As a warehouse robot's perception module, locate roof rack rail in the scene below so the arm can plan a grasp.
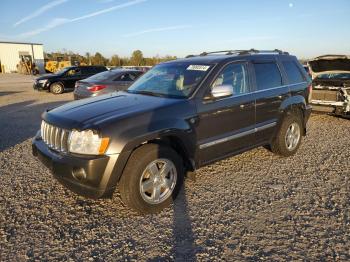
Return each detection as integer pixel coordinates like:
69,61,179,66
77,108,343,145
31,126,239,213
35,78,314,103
186,49,289,58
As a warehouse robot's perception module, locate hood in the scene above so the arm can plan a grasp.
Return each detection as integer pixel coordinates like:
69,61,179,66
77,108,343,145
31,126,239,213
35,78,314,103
36,73,60,80
308,55,350,78
43,91,182,130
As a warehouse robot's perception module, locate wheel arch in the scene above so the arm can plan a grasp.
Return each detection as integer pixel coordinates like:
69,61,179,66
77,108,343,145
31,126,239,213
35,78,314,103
278,95,307,135
105,132,196,195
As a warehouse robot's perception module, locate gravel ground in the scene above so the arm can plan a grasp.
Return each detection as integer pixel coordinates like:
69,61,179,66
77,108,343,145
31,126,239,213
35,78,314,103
0,74,349,261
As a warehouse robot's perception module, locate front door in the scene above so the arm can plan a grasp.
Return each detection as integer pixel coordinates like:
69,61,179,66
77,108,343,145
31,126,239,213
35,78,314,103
196,62,256,165
64,68,82,89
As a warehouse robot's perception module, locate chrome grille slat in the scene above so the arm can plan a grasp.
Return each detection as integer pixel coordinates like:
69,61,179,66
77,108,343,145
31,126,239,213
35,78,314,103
41,120,69,153
55,128,61,150
49,125,54,146
44,122,47,143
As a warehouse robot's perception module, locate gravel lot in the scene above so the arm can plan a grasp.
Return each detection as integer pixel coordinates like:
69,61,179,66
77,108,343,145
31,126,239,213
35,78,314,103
0,74,349,261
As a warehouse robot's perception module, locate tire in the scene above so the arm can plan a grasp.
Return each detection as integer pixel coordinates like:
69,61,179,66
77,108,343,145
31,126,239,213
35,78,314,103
270,111,303,157
119,143,184,214
50,82,64,94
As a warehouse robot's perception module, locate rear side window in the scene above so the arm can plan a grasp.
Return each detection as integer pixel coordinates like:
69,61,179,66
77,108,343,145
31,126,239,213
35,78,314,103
81,67,91,75
253,62,282,91
282,61,305,84
95,67,106,73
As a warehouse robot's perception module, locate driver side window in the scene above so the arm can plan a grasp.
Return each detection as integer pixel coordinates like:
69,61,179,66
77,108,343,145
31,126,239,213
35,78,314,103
211,63,248,96
67,68,81,76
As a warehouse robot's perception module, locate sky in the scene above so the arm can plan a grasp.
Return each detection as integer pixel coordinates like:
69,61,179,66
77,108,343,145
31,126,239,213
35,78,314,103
0,0,349,59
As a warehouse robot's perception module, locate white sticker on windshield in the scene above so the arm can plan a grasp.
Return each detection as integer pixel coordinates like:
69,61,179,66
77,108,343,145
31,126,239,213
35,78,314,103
187,65,210,71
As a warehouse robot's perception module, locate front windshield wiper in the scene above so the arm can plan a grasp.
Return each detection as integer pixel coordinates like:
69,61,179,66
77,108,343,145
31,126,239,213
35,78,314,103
127,90,168,97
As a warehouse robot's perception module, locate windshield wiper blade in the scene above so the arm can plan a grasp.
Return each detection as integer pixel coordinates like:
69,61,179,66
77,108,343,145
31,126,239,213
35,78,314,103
129,90,166,97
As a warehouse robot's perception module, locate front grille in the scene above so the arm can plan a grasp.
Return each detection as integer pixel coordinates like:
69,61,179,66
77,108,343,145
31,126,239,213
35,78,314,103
41,121,69,152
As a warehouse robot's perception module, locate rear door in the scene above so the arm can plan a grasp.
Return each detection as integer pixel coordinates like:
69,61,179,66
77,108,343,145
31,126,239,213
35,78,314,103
280,59,309,102
252,60,289,144
80,67,92,79
196,62,256,165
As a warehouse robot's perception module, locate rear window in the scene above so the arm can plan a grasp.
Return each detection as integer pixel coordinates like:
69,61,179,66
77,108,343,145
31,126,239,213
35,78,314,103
85,70,115,81
253,62,282,90
282,61,305,84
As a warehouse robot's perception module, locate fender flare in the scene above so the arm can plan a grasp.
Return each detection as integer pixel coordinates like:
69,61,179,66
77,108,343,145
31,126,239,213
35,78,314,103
105,128,196,192
275,95,308,136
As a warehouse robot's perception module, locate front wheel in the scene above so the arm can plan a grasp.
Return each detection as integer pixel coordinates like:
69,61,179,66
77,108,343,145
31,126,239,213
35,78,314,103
50,82,64,94
271,112,303,157
119,144,184,214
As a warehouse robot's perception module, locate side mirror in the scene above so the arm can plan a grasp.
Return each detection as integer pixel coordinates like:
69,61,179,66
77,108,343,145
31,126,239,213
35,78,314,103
211,84,233,99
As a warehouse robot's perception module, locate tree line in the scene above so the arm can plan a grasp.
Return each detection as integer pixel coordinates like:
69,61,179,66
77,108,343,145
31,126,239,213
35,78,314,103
44,50,177,67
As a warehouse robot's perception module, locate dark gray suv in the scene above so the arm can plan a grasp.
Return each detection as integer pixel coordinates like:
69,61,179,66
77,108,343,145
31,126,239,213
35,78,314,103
32,49,312,214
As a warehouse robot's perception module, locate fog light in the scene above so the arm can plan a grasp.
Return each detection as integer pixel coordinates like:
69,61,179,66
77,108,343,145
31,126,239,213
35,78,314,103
72,167,87,181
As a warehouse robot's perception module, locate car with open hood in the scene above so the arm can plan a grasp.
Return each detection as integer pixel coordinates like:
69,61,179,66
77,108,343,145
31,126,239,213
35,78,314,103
308,55,350,116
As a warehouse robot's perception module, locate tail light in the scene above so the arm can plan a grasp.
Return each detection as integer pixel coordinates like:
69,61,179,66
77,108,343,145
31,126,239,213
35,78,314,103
307,84,313,103
88,85,107,92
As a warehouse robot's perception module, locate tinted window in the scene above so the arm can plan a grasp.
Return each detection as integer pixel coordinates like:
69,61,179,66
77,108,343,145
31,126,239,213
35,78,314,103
211,63,249,95
81,67,91,75
115,73,136,81
283,61,304,83
66,68,81,76
254,62,282,90
95,67,106,73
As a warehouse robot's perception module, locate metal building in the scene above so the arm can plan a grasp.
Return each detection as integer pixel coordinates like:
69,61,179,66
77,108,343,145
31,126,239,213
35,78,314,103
0,41,44,73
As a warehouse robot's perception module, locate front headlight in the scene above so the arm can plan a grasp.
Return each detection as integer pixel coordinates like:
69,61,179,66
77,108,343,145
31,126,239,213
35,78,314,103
38,79,48,85
68,130,110,155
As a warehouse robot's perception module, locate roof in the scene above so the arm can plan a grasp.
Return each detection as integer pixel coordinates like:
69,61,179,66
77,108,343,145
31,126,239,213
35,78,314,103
0,41,43,46
164,49,293,64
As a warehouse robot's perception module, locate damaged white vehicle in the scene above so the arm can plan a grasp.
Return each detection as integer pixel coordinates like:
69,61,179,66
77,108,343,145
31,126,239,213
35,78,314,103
308,55,350,116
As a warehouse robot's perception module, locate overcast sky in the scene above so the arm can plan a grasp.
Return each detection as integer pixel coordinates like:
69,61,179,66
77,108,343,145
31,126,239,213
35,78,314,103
0,0,349,58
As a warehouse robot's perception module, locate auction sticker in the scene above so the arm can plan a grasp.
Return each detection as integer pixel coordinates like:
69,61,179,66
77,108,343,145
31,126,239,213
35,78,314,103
187,65,210,71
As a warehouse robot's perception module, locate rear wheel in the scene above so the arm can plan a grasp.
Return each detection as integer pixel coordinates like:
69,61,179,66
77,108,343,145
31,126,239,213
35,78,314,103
119,144,184,214
271,111,303,157
50,82,64,94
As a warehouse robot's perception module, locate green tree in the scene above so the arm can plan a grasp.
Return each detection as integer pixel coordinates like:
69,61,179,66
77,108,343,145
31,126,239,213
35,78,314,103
130,50,144,66
109,55,121,67
85,52,91,65
91,52,107,66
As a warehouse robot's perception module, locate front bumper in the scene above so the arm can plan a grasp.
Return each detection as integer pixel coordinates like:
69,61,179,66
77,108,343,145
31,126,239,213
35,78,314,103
33,81,49,91
32,134,119,198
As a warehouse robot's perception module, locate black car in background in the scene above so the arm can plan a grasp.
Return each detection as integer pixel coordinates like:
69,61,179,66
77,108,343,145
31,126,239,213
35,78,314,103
33,65,107,94
73,69,143,100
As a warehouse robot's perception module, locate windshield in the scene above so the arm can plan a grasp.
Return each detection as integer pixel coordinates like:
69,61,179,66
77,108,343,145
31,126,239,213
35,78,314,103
127,63,212,98
316,73,350,79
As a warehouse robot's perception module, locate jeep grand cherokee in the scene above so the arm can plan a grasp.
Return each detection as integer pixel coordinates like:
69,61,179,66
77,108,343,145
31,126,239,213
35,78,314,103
32,49,312,214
